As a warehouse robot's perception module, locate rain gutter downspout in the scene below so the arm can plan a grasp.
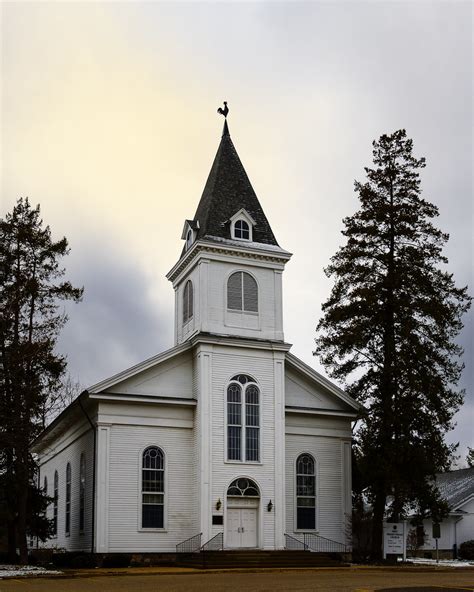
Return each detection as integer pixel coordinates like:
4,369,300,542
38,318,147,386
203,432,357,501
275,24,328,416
78,393,96,556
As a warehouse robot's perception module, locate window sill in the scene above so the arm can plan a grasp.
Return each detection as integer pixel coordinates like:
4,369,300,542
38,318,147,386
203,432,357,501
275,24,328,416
227,309,258,316
138,528,168,533
224,460,262,466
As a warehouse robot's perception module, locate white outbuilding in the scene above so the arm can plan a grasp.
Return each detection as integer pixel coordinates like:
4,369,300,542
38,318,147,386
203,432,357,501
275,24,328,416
33,119,361,557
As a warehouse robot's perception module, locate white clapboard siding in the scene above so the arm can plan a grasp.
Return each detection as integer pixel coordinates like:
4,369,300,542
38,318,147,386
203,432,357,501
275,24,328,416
209,346,279,549
103,349,193,398
38,424,94,552
286,366,347,411
176,259,283,344
107,423,196,552
285,431,351,544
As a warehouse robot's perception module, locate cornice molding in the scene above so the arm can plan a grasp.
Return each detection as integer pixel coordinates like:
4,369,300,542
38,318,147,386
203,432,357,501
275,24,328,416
166,239,292,284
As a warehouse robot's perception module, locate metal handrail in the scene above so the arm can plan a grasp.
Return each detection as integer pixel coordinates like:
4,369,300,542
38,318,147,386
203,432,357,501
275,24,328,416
201,532,224,551
176,532,202,553
284,533,309,551
303,532,349,553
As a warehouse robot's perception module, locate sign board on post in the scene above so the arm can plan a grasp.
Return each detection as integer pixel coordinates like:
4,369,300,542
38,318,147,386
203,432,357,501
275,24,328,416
383,522,406,560
432,523,440,539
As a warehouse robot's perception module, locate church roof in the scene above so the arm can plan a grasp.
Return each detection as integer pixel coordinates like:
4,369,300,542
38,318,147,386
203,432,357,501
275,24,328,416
436,467,474,510
191,120,278,246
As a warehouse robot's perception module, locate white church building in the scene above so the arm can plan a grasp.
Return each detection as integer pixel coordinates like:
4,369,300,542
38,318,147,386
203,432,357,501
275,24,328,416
33,118,361,556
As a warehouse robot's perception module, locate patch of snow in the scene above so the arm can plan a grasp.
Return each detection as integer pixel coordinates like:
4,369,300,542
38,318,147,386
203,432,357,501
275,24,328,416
405,557,474,568
0,564,61,579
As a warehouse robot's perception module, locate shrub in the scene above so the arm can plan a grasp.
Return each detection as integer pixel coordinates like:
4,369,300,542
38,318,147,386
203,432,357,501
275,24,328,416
459,540,474,560
101,554,131,568
52,552,97,568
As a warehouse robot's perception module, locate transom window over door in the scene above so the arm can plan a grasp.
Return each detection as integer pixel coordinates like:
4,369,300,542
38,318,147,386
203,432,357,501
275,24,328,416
227,272,258,313
227,375,260,462
142,446,165,528
296,454,316,530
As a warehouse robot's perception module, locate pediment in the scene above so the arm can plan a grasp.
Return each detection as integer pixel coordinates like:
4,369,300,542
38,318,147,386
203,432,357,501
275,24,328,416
103,350,193,398
285,354,361,415
88,343,193,401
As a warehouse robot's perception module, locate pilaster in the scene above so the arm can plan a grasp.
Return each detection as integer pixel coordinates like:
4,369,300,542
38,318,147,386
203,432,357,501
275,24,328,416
273,351,286,548
95,423,111,553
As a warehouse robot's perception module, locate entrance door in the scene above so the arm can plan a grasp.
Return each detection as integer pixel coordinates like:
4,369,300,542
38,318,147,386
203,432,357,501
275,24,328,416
226,508,258,548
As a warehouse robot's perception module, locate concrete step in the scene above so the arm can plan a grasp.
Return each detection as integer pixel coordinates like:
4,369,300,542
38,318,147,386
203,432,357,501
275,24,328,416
176,550,348,569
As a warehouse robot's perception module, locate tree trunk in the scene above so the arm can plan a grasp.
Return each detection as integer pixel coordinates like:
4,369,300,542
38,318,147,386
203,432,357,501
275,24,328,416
371,487,386,560
16,451,29,564
7,519,17,563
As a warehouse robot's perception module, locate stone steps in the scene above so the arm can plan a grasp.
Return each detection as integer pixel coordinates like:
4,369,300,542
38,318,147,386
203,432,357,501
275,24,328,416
177,550,349,569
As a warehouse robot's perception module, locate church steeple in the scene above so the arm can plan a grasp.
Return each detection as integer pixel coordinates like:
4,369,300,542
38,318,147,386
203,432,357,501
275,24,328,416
168,116,291,346
190,120,279,247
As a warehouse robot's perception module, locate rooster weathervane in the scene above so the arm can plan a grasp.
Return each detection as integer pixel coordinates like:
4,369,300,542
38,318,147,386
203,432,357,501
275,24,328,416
217,101,229,118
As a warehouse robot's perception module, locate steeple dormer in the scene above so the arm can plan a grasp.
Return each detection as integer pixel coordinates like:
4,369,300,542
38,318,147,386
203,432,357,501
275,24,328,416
167,119,291,345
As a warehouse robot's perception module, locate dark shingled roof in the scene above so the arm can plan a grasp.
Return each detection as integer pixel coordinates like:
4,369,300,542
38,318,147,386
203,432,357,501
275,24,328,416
436,467,474,510
191,120,279,246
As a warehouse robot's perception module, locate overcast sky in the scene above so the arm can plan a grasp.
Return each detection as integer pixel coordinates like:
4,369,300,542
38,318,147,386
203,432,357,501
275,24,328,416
1,1,472,461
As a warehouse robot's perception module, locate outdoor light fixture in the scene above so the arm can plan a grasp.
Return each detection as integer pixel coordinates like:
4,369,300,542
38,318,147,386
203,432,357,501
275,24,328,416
216,498,222,511
267,500,273,512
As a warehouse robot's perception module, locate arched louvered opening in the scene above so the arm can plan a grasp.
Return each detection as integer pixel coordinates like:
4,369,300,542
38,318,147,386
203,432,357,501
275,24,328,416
227,272,258,313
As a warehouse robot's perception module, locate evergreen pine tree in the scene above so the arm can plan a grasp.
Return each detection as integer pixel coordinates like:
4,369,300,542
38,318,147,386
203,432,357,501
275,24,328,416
0,198,83,563
467,448,474,468
315,130,471,559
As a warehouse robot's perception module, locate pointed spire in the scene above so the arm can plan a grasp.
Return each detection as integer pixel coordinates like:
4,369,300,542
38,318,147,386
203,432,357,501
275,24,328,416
189,122,278,247
222,119,230,137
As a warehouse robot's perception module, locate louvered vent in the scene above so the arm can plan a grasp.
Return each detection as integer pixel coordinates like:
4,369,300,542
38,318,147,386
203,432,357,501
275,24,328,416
227,272,258,313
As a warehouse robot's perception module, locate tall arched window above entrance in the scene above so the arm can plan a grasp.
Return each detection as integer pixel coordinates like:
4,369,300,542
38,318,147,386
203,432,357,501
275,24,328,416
227,272,258,313
296,453,316,530
142,446,165,529
227,375,260,462
183,280,193,324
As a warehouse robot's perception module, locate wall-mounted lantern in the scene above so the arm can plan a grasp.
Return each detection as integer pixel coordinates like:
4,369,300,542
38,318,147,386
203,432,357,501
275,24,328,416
267,500,273,512
216,498,222,511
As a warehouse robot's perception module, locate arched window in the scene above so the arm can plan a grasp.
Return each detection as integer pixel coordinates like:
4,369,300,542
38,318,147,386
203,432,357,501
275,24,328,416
227,477,259,497
234,219,250,240
142,446,165,529
296,454,316,530
227,375,260,462
79,453,86,533
65,463,71,535
53,471,58,536
183,280,193,324
227,272,258,313
43,475,48,493
186,228,193,249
